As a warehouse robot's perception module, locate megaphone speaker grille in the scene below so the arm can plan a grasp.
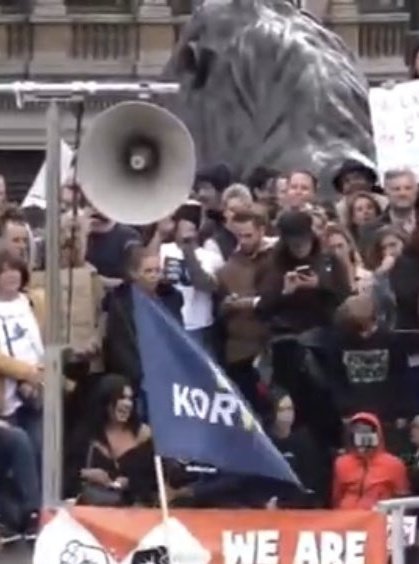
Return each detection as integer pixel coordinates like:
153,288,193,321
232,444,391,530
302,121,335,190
77,101,196,225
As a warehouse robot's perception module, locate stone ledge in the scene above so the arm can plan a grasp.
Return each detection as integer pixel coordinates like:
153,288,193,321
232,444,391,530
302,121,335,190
327,11,410,24
29,58,135,76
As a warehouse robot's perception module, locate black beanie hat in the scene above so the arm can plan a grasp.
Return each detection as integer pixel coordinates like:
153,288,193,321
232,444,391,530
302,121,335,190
332,160,378,193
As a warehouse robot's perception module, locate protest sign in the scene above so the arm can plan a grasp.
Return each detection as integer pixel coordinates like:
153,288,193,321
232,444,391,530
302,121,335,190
34,507,387,564
369,80,419,179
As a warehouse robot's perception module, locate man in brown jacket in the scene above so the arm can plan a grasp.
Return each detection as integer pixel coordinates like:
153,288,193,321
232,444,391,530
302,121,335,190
216,209,273,410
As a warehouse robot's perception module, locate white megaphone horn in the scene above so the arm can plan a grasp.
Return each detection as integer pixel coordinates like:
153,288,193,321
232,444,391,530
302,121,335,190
76,101,196,225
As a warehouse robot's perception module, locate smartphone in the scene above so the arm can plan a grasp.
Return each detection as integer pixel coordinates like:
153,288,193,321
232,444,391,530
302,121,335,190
295,265,312,276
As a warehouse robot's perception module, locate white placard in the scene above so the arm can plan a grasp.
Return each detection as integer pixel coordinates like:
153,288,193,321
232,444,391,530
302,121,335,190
369,80,419,180
22,140,74,209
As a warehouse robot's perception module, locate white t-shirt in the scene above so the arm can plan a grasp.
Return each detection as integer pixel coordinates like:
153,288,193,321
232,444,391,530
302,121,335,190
0,294,44,416
160,243,223,330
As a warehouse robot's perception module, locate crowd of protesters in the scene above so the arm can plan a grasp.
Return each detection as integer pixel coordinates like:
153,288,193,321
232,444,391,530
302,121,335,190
0,158,419,548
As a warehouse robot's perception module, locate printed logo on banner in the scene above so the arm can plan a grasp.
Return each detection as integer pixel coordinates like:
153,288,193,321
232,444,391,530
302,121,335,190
132,546,169,564
33,510,118,564
133,517,211,564
34,508,387,564
60,540,110,564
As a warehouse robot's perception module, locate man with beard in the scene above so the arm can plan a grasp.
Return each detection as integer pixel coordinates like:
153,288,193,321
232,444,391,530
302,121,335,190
216,208,273,409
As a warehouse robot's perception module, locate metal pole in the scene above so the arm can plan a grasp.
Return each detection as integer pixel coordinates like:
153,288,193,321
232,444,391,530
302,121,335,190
391,506,406,564
0,78,181,507
42,100,63,508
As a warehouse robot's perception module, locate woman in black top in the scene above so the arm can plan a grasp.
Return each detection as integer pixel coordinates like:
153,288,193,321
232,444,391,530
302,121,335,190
66,374,156,505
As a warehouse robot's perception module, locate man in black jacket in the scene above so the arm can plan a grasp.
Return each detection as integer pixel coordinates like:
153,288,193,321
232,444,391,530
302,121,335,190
255,210,351,335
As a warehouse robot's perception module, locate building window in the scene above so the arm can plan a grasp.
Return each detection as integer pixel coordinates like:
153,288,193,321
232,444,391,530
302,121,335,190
0,0,23,13
65,0,131,12
170,0,192,15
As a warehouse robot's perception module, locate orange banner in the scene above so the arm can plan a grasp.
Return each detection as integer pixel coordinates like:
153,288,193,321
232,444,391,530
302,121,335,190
54,507,387,563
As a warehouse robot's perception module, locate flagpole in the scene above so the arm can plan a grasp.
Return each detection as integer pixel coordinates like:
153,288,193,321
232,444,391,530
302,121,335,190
153,455,173,562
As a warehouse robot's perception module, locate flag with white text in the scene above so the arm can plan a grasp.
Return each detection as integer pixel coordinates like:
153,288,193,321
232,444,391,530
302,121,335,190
131,286,300,485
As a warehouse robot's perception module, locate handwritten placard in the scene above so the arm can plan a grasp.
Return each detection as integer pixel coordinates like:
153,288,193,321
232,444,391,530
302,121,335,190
31,266,101,352
369,80,419,180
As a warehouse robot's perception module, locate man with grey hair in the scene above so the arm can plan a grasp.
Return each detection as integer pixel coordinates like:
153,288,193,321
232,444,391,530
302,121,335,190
203,183,253,263
356,166,418,258
381,167,418,235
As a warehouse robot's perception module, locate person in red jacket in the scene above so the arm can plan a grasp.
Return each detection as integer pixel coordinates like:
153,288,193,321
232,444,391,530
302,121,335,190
332,412,409,509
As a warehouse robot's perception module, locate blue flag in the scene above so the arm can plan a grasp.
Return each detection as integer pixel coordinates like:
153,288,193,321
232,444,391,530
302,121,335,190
132,286,300,486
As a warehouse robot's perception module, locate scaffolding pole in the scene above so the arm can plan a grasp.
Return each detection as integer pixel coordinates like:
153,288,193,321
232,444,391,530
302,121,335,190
43,100,63,508
0,80,180,508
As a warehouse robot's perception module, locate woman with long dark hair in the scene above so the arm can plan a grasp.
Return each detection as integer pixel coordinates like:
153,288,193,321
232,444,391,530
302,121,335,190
344,191,381,249
66,374,156,505
364,225,408,328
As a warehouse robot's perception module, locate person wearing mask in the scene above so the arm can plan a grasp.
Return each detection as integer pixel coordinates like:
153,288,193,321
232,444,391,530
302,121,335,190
332,413,409,509
203,184,253,262
216,209,272,409
284,170,318,211
85,205,141,282
104,242,182,418
332,160,387,223
161,201,223,352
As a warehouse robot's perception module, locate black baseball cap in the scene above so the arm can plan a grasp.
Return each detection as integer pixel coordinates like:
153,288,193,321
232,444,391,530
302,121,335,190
277,210,313,239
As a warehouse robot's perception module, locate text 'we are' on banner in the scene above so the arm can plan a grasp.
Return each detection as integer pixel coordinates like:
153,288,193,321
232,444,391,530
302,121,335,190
34,507,387,564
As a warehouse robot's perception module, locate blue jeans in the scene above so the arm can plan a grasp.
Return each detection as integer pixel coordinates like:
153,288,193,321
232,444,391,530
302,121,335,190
5,405,42,470
0,424,40,529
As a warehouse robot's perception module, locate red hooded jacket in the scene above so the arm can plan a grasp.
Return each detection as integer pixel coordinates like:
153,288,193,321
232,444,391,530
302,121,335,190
332,412,409,510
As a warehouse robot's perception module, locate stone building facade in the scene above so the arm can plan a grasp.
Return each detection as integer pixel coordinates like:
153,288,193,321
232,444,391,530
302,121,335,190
0,0,416,196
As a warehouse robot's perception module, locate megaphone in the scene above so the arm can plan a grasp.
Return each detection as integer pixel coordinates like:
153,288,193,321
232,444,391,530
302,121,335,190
77,101,196,225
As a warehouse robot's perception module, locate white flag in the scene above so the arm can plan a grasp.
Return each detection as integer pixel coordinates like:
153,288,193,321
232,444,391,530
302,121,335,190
22,140,74,209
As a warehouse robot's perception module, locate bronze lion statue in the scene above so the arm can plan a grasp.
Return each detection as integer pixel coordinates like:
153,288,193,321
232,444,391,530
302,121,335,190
162,0,376,192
